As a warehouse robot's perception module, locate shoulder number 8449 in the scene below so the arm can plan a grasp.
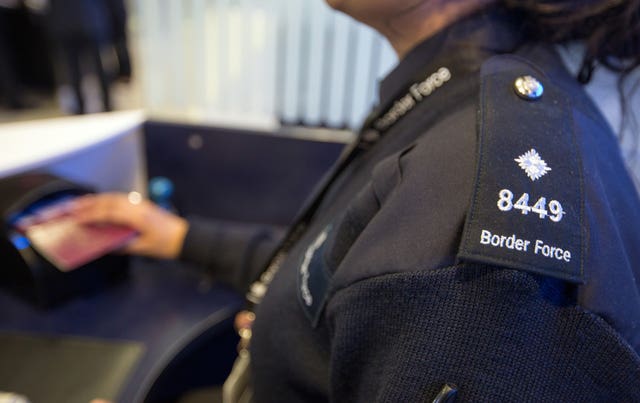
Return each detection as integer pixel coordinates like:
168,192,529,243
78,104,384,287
497,189,565,222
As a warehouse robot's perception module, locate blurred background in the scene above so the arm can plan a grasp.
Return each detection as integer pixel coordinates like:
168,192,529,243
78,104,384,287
0,0,405,226
0,5,403,402
0,0,398,133
0,2,639,402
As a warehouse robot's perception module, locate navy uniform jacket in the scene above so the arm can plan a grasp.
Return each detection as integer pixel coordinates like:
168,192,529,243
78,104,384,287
181,9,640,402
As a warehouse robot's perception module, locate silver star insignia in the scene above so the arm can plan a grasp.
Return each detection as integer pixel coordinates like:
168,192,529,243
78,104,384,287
515,149,551,181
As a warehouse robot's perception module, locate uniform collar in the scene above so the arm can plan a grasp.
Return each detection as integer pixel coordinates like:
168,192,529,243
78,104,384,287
378,7,524,105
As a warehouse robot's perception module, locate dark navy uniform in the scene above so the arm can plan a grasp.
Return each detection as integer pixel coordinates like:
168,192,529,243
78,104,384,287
181,9,640,401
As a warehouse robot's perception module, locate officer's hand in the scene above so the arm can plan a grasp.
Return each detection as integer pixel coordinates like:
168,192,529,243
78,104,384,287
70,193,188,259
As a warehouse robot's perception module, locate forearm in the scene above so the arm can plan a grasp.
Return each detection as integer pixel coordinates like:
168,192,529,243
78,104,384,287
179,217,285,292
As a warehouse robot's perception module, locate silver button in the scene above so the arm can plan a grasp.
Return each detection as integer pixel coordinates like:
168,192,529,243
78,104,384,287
514,75,544,100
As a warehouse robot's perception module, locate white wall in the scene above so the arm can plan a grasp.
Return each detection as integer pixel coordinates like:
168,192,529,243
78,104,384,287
130,0,397,131
0,111,147,194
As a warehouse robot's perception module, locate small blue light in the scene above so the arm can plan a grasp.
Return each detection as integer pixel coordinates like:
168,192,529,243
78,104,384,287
149,176,175,210
10,234,30,250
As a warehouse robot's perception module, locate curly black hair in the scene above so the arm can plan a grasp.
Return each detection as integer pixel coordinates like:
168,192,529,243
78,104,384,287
502,0,640,82
501,0,640,163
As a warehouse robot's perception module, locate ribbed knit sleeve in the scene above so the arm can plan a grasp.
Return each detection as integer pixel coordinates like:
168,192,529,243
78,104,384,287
324,265,640,402
179,217,284,292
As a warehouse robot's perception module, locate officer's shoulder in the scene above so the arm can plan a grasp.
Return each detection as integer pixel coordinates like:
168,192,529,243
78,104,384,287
457,51,587,284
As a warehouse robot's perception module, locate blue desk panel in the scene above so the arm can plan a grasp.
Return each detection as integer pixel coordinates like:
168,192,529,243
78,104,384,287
0,258,243,402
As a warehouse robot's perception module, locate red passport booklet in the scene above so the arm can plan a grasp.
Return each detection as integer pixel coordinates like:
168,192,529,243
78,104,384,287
13,199,138,272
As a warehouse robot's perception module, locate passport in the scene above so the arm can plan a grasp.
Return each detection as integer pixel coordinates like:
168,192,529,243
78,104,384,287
13,198,138,272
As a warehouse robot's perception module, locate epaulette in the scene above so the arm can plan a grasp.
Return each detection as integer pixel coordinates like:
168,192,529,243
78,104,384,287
458,54,585,283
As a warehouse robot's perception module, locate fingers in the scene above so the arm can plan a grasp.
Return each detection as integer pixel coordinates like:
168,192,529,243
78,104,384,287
71,193,146,228
69,192,189,259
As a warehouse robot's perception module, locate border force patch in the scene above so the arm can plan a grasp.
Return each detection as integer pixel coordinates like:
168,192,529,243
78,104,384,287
458,55,585,283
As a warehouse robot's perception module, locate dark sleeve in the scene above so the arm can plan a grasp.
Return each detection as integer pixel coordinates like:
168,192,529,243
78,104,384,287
325,265,640,402
179,217,285,292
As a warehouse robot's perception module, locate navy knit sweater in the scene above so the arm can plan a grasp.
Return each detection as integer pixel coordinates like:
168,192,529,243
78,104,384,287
181,10,640,402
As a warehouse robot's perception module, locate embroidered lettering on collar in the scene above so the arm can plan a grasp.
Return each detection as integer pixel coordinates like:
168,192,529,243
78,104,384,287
373,67,452,132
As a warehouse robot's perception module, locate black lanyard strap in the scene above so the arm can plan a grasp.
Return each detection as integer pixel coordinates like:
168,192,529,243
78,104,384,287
244,56,472,308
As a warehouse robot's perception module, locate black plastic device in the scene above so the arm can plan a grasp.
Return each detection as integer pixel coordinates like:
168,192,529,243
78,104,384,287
0,172,129,308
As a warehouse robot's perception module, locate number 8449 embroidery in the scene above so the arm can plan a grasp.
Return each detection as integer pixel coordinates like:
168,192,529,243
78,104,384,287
497,189,565,223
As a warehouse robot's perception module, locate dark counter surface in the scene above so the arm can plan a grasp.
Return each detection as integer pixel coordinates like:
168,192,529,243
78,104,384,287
0,258,243,403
